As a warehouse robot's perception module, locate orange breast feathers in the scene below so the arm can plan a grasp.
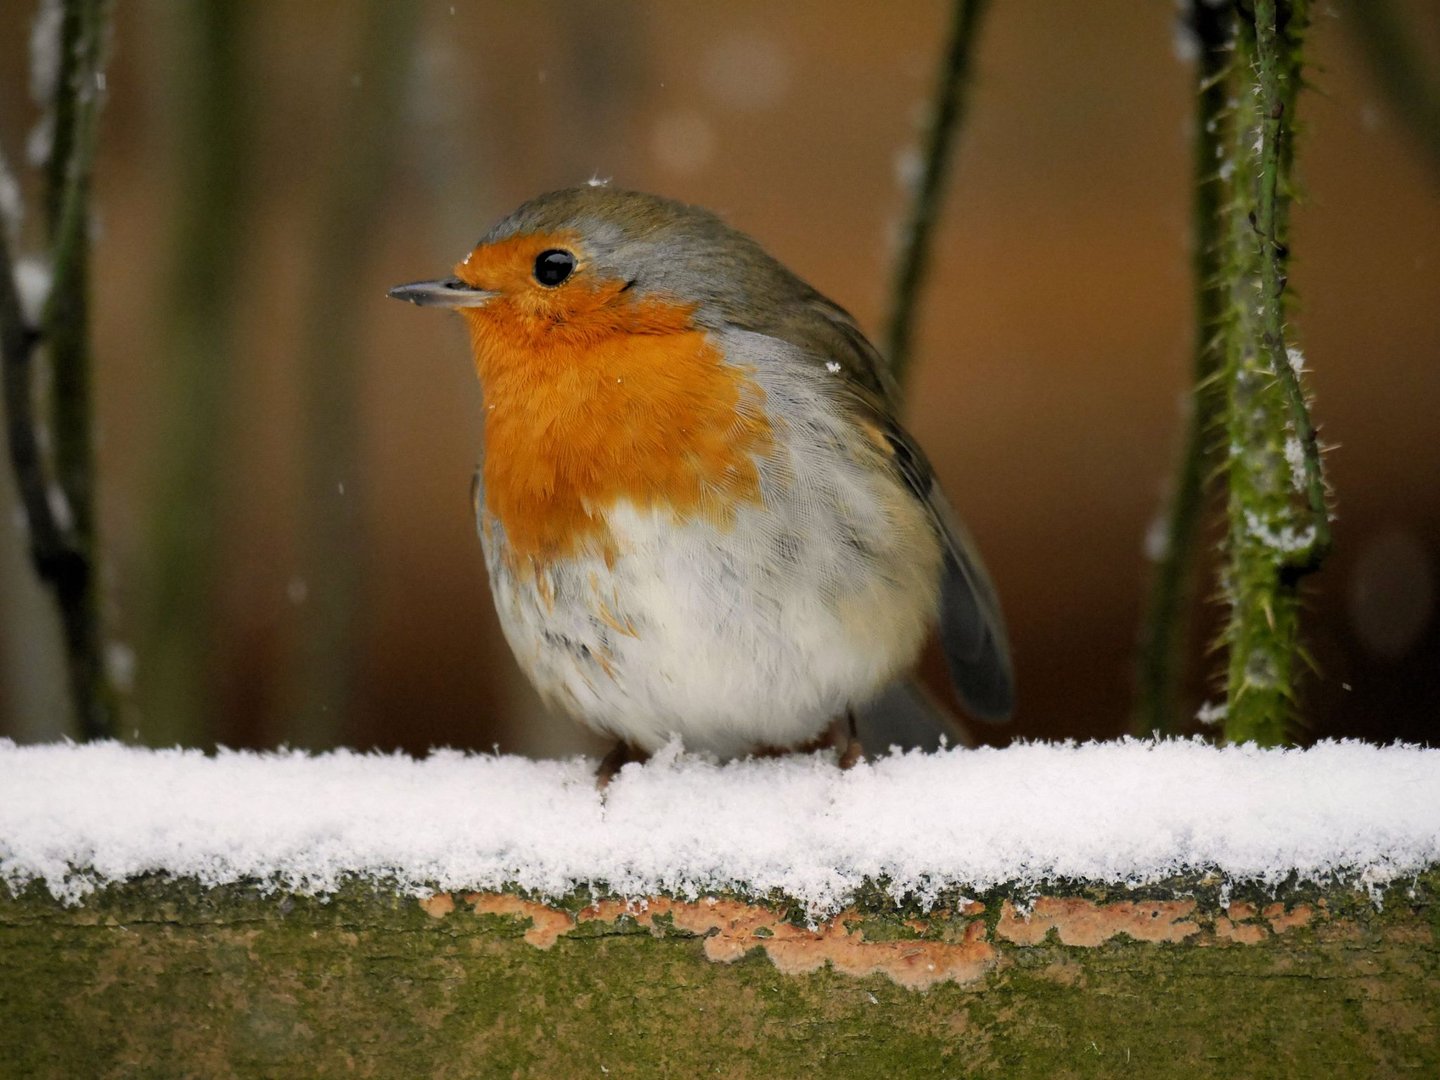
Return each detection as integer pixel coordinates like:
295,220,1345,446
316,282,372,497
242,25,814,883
453,233,775,569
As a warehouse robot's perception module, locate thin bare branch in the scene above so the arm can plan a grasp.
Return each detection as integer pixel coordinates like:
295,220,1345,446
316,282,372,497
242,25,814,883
1,175,68,574
1136,2,1235,735
883,0,989,391
1,0,119,741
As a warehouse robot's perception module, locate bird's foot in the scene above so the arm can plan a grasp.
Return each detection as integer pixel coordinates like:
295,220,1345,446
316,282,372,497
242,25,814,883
837,732,865,771
596,739,647,789
837,709,865,770
762,714,865,768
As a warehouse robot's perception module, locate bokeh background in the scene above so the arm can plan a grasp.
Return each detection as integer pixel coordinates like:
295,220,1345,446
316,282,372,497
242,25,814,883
1,1,1436,755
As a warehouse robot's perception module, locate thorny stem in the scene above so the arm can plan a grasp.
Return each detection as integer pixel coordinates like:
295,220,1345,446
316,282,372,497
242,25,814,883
1253,0,1330,571
1221,0,1324,745
883,0,988,392
1135,1,1235,736
1,0,118,741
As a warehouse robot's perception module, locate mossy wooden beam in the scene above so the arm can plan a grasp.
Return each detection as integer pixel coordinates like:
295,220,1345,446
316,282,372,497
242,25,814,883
3,873,1436,1078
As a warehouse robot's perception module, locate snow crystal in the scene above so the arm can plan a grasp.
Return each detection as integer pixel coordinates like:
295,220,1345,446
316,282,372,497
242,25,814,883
1284,435,1306,491
3,738,1438,914
893,145,923,193
1171,14,1199,64
28,0,64,106
103,642,136,693
44,482,73,534
14,256,52,325
1244,510,1316,555
1195,701,1227,727
26,0,64,168
0,155,21,241
1143,515,1170,562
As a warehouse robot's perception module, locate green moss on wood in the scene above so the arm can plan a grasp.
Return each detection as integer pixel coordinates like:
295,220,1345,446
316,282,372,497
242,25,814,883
1,872,1436,1078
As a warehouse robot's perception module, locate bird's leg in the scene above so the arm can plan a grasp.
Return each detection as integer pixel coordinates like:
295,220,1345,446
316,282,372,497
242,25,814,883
837,709,865,770
596,739,646,789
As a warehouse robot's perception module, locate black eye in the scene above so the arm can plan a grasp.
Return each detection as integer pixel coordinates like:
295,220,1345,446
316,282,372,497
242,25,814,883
534,249,576,287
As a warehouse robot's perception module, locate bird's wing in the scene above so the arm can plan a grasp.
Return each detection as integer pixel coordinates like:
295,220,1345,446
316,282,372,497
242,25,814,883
767,297,1015,722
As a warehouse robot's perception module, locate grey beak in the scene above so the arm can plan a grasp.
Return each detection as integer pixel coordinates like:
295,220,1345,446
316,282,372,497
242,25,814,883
387,277,497,308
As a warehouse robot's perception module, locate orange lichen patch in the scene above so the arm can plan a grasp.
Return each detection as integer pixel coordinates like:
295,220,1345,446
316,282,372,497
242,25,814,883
1265,903,1314,934
428,890,1330,985
463,893,575,949
1215,917,1270,944
447,894,996,990
996,898,1202,947
599,897,997,991
453,231,774,571
418,893,455,919
1225,901,1258,921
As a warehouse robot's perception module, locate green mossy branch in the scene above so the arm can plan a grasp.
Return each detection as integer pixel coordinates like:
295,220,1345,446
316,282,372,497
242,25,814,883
1221,0,1328,745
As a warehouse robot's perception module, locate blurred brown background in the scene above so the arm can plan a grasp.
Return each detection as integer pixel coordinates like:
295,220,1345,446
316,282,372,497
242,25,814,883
1,1,1436,755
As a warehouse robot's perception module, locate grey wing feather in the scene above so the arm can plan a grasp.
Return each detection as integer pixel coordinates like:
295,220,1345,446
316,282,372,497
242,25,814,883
878,417,1014,721
928,480,1015,720
852,677,977,752
777,298,1015,722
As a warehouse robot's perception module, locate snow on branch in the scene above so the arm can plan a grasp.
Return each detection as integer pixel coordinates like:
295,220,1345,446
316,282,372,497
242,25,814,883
3,738,1437,914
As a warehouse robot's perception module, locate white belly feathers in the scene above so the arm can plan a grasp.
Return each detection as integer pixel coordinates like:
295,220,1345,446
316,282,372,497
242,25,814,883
479,331,943,755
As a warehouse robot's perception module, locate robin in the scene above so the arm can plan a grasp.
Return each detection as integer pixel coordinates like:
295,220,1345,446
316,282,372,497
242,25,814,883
390,186,1012,782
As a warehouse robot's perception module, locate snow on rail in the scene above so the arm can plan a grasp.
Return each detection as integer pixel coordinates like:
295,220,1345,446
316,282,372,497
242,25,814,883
2,737,1437,913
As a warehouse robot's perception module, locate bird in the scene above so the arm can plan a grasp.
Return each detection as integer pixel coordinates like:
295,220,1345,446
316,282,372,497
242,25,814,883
389,186,1012,783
